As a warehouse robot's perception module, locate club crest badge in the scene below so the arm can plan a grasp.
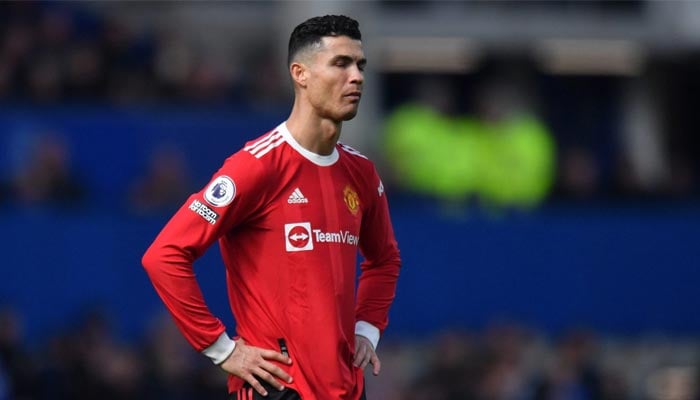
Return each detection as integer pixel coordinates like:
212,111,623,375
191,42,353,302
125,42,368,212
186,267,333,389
204,175,235,207
343,185,360,216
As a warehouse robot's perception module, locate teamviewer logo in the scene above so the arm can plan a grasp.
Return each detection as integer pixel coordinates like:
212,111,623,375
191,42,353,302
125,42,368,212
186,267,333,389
285,222,313,252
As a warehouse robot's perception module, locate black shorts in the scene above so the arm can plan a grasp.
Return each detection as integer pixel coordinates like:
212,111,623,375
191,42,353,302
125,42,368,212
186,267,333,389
229,381,367,400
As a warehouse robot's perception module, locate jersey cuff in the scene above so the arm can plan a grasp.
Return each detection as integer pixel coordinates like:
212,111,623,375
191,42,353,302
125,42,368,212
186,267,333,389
202,332,236,365
355,321,380,350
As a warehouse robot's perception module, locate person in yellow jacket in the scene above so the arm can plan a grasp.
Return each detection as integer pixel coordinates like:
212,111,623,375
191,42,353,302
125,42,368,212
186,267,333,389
383,101,555,210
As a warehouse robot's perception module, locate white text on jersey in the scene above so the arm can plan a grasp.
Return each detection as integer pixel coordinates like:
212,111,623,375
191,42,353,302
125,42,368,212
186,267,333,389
189,199,219,225
312,229,359,246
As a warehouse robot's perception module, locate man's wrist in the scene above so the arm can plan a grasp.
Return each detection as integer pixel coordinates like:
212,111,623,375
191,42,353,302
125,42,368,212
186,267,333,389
202,332,236,364
355,321,380,350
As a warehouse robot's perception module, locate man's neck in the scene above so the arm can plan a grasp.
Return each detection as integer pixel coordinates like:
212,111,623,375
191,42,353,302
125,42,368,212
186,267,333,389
285,107,342,156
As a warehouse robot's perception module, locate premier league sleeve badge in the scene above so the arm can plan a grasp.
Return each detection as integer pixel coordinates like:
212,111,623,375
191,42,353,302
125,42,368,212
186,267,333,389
204,175,236,207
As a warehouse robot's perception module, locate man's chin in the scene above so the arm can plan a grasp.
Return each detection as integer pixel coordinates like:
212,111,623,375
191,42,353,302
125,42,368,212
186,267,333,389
341,108,359,121
323,105,359,122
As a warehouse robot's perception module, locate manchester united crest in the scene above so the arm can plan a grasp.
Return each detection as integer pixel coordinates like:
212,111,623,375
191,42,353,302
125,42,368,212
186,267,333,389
343,185,360,215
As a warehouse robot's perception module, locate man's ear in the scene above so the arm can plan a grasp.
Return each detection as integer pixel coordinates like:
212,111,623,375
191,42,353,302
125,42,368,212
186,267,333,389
290,62,308,88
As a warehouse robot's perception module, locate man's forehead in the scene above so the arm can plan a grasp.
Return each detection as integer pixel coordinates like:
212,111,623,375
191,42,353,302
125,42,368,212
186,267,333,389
318,36,364,57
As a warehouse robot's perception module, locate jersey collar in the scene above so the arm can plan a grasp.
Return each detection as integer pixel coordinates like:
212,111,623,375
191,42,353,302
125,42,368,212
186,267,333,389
279,122,339,166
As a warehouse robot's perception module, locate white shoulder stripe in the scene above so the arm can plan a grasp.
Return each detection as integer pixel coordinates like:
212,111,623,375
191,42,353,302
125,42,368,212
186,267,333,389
252,136,286,158
340,143,368,159
247,132,283,154
244,131,273,151
244,131,280,152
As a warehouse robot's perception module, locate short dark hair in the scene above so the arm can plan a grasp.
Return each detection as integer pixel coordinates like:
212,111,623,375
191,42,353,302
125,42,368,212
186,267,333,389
288,15,361,65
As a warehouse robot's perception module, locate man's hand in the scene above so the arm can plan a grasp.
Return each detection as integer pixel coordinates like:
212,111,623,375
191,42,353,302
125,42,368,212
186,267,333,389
354,335,381,376
220,338,293,396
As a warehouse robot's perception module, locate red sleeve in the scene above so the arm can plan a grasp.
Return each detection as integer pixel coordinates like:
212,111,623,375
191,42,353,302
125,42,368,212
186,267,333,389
141,151,269,351
355,169,401,334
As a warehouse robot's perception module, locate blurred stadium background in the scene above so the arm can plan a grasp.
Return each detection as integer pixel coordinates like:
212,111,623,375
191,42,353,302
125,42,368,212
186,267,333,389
1,1,699,399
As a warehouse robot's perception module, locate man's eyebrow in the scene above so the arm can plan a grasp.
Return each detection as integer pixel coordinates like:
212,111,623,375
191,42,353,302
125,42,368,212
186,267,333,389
331,55,368,65
331,55,353,63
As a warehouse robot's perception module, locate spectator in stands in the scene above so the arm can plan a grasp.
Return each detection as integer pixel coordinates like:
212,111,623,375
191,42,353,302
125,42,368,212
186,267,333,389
141,312,205,398
471,74,555,210
399,330,478,400
532,330,604,400
0,2,287,105
128,143,192,214
476,323,532,400
556,146,601,200
10,131,86,208
0,360,8,400
0,306,36,399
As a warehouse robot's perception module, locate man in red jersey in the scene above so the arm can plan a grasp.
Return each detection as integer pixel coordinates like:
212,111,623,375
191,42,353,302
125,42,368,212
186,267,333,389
142,15,401,400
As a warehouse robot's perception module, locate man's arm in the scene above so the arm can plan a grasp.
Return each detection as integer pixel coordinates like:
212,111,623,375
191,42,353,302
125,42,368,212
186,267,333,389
141,203,232,358
141,152,292,396
354,173,401,372
142,204,292,395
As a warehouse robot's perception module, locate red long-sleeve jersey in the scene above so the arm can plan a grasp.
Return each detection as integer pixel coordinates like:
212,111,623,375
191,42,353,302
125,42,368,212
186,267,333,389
142,122,401,399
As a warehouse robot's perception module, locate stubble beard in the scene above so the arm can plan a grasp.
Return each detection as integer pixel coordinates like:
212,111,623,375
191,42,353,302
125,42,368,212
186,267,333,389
320,102,359,122
342,107,359,121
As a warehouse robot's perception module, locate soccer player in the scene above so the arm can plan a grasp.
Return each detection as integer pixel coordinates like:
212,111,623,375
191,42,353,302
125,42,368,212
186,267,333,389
142,15,401,400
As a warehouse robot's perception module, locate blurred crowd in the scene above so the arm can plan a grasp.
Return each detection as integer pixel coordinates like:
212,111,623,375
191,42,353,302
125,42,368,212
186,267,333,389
380,61,700,208
0,2,288,106
0,307,224,400
1,305,698,400
1,2,699,211
369,326,699,400
0,131,85,209
383,73,555,210
0,129,192,214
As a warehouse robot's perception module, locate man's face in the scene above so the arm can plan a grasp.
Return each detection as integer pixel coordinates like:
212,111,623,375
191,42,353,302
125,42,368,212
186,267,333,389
305,35,366,122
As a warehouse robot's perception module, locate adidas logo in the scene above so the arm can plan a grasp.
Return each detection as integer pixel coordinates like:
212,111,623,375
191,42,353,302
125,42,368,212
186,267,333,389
287,188,309,204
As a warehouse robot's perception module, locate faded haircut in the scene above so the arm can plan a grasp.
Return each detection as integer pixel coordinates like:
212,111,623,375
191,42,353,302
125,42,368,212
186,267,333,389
287,15,361,65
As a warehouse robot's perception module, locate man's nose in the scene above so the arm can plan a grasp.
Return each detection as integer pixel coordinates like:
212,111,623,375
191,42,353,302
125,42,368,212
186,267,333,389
350,65,364,85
